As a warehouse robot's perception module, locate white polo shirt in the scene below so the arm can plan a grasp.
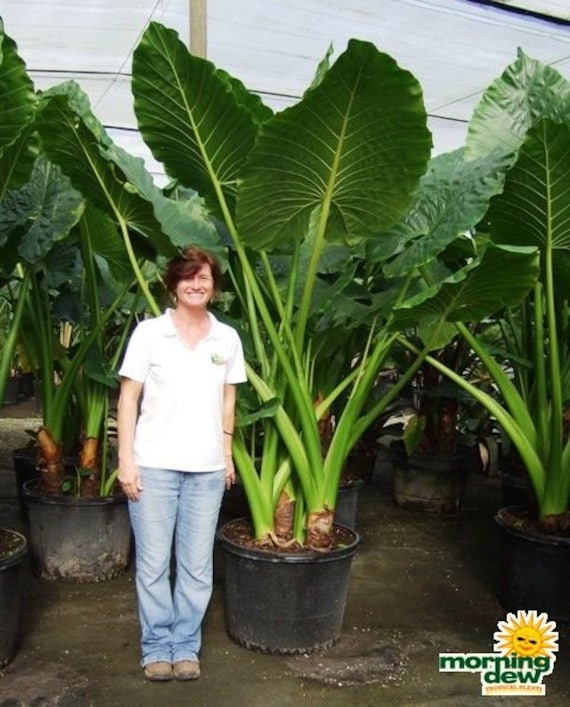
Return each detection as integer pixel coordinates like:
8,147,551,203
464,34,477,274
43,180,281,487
118,309,247,472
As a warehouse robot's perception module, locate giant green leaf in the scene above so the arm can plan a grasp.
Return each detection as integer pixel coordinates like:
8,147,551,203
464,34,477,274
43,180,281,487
486,119,570,297
81,204,134,284
390,243,539,330
237,39,432,250
0,20,36,151
132,22,268,219
466,50,570,161
0,23,38,198
0,154,84,262
0,124,38,196
36,82,218,259
377,148,510,277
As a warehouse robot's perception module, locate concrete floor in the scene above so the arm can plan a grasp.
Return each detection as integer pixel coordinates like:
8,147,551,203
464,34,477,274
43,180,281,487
1,401,569,706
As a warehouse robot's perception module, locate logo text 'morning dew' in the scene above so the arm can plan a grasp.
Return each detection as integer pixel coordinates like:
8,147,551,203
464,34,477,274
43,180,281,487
439,653,553,696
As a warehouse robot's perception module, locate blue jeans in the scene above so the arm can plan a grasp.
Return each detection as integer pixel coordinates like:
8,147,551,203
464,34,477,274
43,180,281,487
128,467,225,666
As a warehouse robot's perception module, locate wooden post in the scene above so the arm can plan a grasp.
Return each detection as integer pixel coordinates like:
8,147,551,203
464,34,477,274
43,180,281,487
190,0,207,57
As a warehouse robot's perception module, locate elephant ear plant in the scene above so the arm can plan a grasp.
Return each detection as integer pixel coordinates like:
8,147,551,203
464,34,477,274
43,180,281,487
1,159,137,496
125,23,538,550
0,24,137,498
392,51,570,534
126,23,433,550
0,17,36,406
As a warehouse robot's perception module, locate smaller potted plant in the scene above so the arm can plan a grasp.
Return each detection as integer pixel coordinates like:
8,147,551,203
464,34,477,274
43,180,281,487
0,276,29,662
390,51,570,621
1,157,136,581
386,335,483,513
0,29,32,663
15,212,137,582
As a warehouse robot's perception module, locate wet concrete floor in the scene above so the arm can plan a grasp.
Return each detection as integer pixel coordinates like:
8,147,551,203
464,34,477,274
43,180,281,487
1,401,569,706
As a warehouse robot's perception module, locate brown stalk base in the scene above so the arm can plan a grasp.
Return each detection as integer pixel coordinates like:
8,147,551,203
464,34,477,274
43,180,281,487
78,436,100,497
36,427,64,495
224,518,354,554
306,509,335,551
502,506,570,538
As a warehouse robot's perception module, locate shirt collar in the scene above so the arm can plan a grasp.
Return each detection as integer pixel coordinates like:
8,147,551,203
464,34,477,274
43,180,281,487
160,309,221,340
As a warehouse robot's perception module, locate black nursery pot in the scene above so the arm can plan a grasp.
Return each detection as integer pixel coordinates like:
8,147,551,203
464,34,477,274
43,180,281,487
495,506,570,624
335,479,364,530
0,529,27,668
390,442,475,513
12,448,81,523
1,377,20,406
12,447,39,522
22,480,132,582
219,519,360,655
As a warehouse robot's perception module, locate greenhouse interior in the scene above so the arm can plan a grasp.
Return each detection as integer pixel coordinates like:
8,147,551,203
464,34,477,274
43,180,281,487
1,1,570,704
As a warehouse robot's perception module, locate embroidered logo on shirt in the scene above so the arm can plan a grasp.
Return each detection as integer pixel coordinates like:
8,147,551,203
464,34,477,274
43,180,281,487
211,353,227,365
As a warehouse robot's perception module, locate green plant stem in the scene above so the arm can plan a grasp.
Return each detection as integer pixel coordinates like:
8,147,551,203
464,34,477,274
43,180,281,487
0,270,30,403
120,222,160,316
24,267,57,433
543,238,566,513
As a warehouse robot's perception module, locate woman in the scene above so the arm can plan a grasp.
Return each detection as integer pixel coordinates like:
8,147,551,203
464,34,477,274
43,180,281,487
117,246,246,682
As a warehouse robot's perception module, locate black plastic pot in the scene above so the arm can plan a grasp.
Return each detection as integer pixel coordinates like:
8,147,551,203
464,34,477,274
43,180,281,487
219,519,360,654
344,445,377,483
17,372,35,399
12,447,39,522
22,479,132,582
335,479,363,530
499,471,528,507
0,529,27,667
12,448,80,523
498,470,538,509
220,481,250,522
1,377,20,406
390,442,475,513
215,481,362,584
495,506,570,624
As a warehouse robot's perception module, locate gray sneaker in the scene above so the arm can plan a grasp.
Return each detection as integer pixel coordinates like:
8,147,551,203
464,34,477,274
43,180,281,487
144,661,173,681
173,660,201,680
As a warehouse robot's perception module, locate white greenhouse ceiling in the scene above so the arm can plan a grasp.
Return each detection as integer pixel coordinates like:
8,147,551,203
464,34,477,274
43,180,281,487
1,0,569,184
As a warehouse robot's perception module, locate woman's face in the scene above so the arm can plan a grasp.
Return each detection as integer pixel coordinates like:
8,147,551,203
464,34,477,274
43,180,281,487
175,263,214,310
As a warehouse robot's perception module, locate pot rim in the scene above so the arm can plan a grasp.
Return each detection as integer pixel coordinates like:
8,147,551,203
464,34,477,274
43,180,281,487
0,528,28,570
495,505,570,547
22,478,127,506
218,518,360,564
338,477,365,491
390,440,477,462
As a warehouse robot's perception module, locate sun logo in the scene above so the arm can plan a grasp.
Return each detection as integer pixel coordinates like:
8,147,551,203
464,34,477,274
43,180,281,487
494,610,558,660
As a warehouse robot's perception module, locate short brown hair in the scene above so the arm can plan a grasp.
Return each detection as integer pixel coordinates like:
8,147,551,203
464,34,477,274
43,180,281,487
163,246,222,295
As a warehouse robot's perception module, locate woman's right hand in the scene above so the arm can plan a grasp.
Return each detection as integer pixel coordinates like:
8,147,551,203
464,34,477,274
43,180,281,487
117,378,144,502
118,464,142,501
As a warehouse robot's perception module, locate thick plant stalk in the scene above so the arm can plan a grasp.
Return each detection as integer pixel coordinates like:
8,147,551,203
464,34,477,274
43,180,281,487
79,436,100,497
540,512,570,534
37,426,64,494
306,510,334,551
273,490,295,542
316,392,333,456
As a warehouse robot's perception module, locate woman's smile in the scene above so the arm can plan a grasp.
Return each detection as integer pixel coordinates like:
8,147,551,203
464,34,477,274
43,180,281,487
176,264,214,305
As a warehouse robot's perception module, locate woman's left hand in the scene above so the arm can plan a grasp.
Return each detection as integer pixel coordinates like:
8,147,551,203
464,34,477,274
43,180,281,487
224,456,236,489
